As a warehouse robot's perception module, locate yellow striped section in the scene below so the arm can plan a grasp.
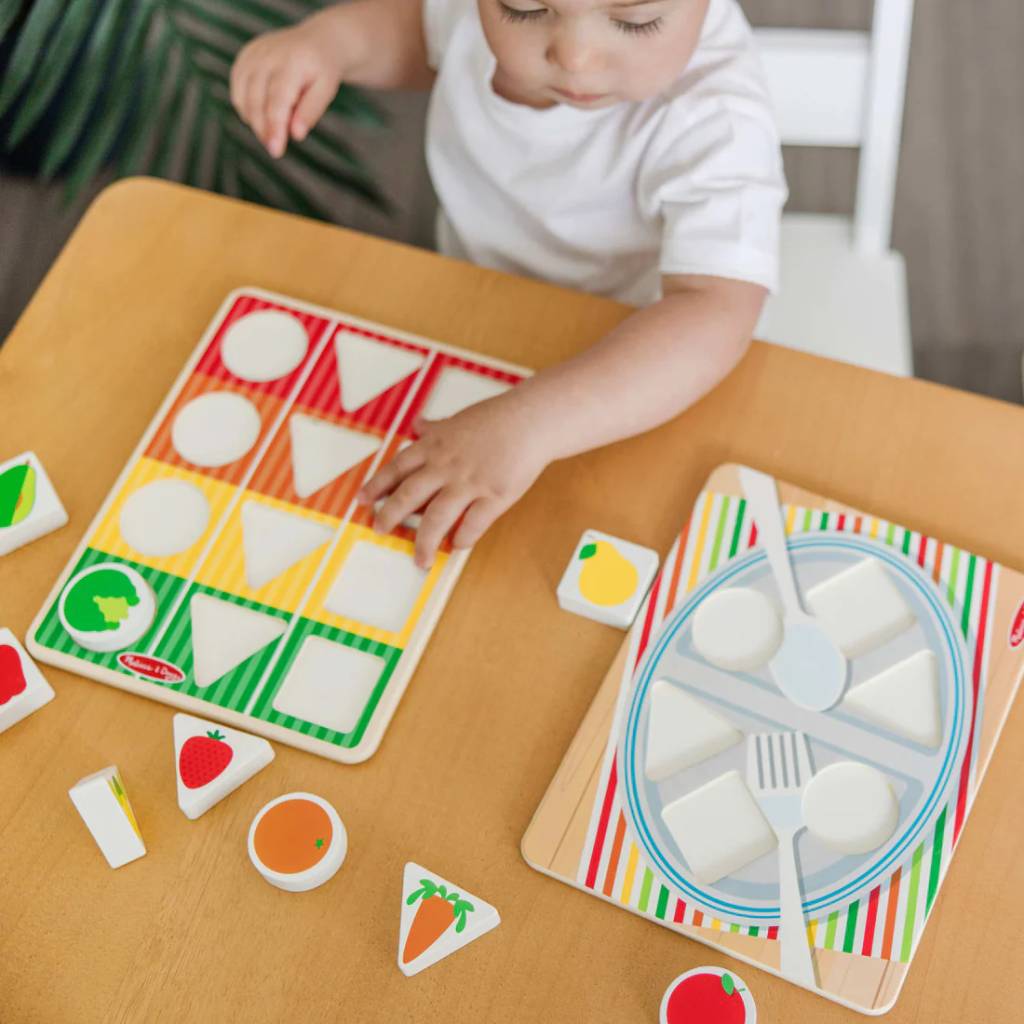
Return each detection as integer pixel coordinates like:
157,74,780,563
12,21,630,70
194,490,342,614
685,495,714,592
619,843,640,904
807,918,818,946
305,524,446,648
87,458,236,578
869,517,881,539
784,504,798,534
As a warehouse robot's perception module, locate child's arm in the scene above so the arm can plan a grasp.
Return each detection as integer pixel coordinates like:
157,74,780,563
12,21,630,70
360,275,766,567
230,0,432,158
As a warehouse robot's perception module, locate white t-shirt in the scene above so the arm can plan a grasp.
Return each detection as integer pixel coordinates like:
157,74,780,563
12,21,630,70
422,0,787,305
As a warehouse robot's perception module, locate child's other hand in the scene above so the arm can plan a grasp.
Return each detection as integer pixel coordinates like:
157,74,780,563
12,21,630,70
230,18,344,158
358,395,551,569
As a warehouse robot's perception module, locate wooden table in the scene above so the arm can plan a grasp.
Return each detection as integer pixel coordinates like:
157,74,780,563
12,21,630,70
2,178,1024,1024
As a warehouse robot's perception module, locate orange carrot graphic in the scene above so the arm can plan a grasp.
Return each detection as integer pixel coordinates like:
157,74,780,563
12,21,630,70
402,879,475,964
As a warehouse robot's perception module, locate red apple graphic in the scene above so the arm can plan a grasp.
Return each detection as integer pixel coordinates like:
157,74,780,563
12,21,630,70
0,644,28,706
663,970,749,1024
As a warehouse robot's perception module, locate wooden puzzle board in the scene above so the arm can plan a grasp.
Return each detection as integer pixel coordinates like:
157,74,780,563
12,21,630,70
522,463,1024,1015
27,287,529,763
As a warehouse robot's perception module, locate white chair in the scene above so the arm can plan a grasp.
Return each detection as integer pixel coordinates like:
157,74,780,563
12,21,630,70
754,0,915,376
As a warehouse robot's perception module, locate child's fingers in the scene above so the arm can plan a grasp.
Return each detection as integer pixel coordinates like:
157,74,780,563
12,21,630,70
246,70,271,148
374,471,443,535
452,497,504,550
290,77,336,141
359,445,425,504
414,487,472,568
265,70,304,157
229,58,248,120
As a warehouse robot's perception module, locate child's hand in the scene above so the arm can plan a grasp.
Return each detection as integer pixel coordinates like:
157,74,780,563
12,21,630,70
230,17,345,158
358,395,551,568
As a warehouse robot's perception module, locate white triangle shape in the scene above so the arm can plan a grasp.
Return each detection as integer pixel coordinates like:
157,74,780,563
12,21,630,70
289,414,382,499
241,501,334,590
189,593,288,689
843,650,942,748
398,862,500,977
173,713,275,819
645,680,742,782
335,333,425,413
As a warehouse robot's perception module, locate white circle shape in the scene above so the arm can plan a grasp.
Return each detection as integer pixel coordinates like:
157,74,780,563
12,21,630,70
692,587,782,672
171,391,261,468
802,761,899,855
58,563,157,653
248,792,347,893
119,479,210,557
221,309,309,382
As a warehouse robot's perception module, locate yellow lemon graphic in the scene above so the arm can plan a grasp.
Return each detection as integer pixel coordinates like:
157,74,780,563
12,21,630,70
578,540,638,606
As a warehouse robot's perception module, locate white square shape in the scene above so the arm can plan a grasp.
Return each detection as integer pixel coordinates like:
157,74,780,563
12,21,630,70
420,367,510,421
0,451,68,556
0,627,55,733
68,766,146,869
324,541,427,633
556,529,659,629
660,770,777,885
806,558,916,658
272,635,384,734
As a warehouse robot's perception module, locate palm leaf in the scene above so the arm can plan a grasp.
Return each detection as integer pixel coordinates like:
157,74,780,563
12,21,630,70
0,0,391,218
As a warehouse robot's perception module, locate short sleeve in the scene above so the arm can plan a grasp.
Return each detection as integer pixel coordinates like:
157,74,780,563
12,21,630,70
422,0,473,70
641,94,788,293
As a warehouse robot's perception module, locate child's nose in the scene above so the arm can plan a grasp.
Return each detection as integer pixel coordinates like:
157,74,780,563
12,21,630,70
547,28,598,74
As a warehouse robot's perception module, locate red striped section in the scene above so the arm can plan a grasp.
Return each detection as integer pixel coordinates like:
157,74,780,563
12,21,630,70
861,885,881,955
634,572,663,670
663,522,690,613
748,522,758,547
584,758,619,890
953,560,994,840
767,925,779,940
672,899,686,923
837,514,846,530
917,534,929,569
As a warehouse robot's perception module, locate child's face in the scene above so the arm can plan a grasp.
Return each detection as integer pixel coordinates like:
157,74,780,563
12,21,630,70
479,0,710,108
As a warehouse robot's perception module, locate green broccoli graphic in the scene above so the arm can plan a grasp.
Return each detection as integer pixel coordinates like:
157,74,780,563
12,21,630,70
64,569,141,633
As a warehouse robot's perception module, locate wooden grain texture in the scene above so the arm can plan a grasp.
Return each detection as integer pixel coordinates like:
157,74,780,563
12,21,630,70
3,179,1024,1023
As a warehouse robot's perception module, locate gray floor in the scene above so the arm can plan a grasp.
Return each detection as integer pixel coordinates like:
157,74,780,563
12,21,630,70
3,1,1024,403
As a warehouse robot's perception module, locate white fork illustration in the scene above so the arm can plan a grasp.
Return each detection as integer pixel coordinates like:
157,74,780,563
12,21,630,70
746,730,817,988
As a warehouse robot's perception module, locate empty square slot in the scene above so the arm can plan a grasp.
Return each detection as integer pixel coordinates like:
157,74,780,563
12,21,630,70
325,542,427,633
272,635,383,733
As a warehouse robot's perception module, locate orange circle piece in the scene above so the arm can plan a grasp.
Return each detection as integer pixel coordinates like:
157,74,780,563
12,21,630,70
253,798,333,874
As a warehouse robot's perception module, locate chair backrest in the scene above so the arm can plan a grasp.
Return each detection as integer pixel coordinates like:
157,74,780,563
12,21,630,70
753,0,915,254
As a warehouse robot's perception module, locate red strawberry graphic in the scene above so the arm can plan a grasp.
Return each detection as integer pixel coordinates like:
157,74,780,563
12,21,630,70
0,644,28,706
179,730,234,789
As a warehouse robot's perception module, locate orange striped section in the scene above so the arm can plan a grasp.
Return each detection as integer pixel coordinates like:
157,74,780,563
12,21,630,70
602,812,628,897
881,866,902,960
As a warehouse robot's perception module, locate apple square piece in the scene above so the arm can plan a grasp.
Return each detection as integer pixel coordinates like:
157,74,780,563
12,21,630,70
0,451,68,556
69,766,146,869
557,529,659,629
806,558,915,658
0,627,55,734
398,862,501,977
660,771,777,885
174,713,275,820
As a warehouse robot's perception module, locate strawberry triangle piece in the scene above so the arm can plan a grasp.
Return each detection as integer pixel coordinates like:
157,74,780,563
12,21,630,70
174,713,274,820
398,862,500,977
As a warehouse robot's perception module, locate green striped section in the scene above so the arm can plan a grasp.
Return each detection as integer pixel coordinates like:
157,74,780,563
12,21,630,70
900,842,925,962
655,885,669,920
250,617,400,749
32,549,187,678
842,900,860,953
708,496,731,570
901,527,912,556
727,498,746,557
961,555,977,638
926,808,947,912
151,582,290,713
801,508,813,531
824,910,839,949
638,869,654,913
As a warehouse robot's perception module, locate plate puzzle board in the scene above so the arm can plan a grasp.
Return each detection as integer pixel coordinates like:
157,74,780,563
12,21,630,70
522,464,1024,1015
28,287,529,763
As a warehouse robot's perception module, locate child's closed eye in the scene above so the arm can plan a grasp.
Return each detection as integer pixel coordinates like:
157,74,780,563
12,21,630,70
497,1,663,35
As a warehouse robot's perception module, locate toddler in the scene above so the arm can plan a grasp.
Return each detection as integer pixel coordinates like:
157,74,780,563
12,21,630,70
231,0,787,567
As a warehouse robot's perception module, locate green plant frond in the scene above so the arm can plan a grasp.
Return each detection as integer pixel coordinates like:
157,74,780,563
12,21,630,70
286,136,390,212
115,24,175,177
0,0,66,120
329,86,387,129
61,0,160,198
173,0,252,47
39,0,134,180
151,72,190,181
0,0,28,40
183,92,208,186
217,0,292,30
5,0,101,148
